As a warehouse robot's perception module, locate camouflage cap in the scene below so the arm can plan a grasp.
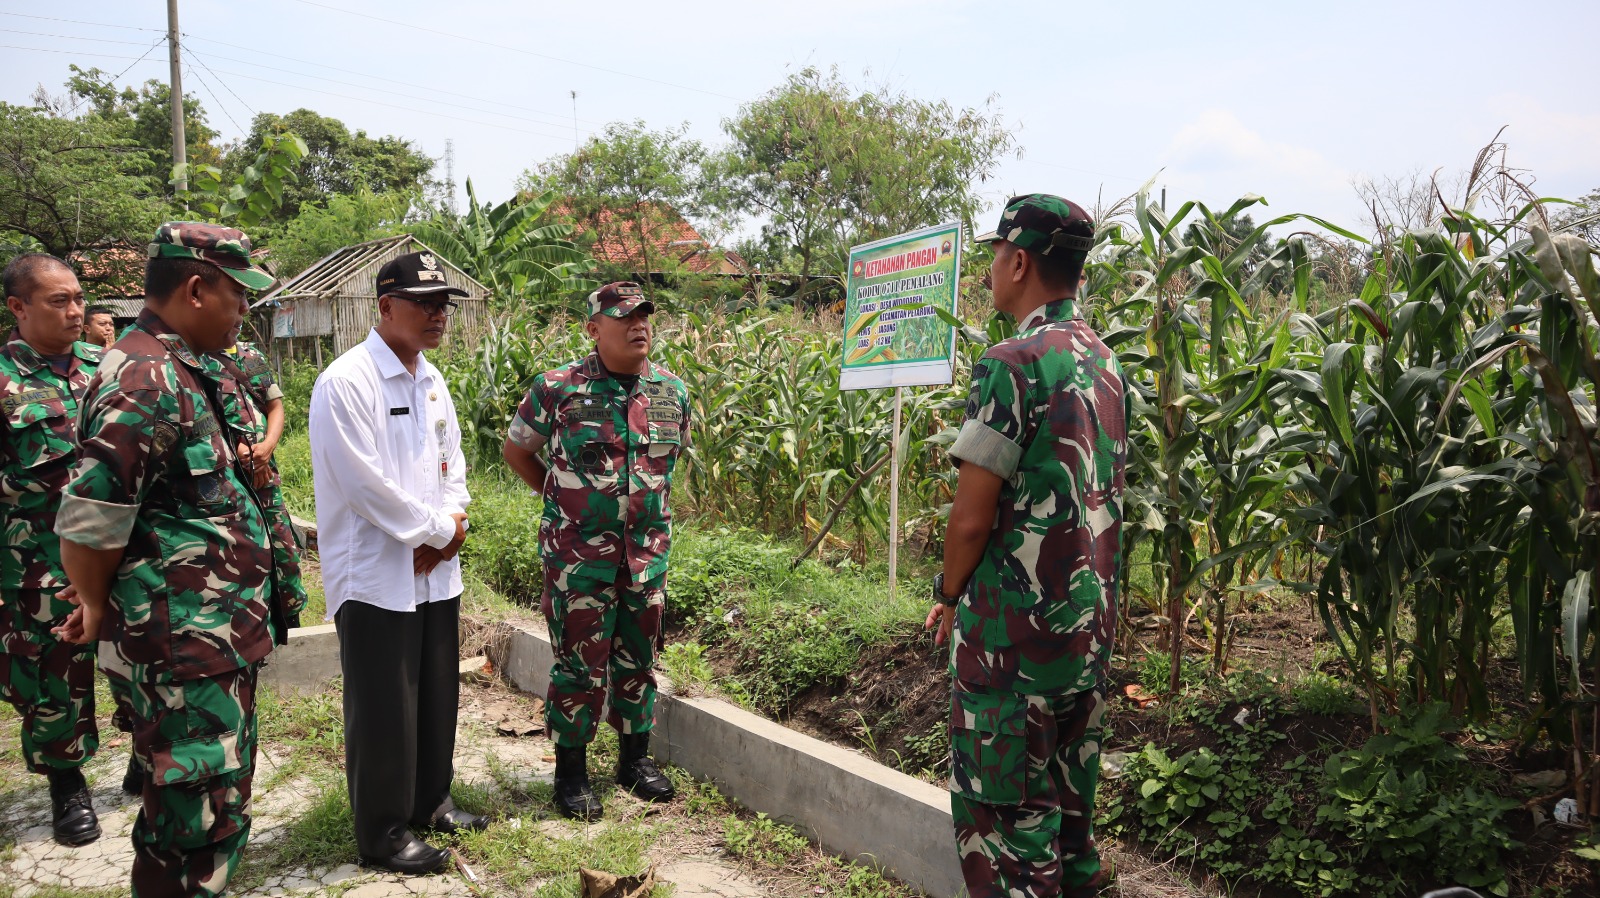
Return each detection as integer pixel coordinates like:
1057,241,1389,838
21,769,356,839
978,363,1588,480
587,282,655,319
148,222,275,291
974,194,1095,259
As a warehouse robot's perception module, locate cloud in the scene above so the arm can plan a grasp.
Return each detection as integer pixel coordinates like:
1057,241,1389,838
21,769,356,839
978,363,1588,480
1160,109,1351,198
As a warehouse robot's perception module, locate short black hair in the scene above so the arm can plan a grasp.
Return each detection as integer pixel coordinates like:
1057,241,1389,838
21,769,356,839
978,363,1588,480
1028,218,1094,291
144,257,226,301
85,305,115,321
3,253,73,302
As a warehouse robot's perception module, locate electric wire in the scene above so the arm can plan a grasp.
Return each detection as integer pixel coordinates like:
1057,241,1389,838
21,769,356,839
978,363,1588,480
197,62,584,145
0,27,155,47
284,0,739,101
184,47,257,118
182,52,246,134
183,32,609,129
182,42,593,135
0,12,164,33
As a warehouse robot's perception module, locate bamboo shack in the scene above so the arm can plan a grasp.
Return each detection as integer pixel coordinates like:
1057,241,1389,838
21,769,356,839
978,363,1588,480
251,234,490,368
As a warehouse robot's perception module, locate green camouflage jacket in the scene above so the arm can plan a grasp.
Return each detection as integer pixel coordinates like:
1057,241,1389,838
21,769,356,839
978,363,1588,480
216,341,283,487
508,353,689,582
947,298,1128,695
0,333,102,591
56,310,275,682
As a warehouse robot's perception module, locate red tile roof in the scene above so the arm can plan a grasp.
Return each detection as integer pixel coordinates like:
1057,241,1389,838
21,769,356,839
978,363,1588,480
552,202,745,275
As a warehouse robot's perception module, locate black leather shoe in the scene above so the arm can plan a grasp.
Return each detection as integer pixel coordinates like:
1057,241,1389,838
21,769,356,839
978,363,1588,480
553,744,603,821
121,755,143,796
48,769,101,846
360,836,450,875
424,808,489,835
617,732,675,803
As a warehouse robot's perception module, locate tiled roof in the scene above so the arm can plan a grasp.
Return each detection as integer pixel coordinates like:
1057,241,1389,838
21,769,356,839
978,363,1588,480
552,202,745,275
70,245,145,297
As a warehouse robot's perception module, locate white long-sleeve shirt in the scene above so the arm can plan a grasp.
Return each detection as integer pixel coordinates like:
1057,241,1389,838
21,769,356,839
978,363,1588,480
309,329,469,619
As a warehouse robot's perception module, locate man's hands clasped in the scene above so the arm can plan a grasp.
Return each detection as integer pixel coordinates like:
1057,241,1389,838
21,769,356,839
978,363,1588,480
414,512,469,576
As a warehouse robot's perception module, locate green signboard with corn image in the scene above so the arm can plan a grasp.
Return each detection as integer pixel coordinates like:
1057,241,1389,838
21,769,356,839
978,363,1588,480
839,221,961,391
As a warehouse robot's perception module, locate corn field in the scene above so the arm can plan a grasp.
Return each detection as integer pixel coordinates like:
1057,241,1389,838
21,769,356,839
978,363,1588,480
438,184,1600,805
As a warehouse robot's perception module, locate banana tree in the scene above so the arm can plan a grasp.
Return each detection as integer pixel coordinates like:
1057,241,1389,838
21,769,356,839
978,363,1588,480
415,180,597,309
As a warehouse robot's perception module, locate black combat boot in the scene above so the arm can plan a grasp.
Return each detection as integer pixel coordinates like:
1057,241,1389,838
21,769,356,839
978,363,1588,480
47,768,101,846
121,755,143,795
553,744,603,821
616,732,675,802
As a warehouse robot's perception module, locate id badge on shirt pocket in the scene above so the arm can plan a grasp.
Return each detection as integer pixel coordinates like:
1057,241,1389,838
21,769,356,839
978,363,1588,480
949,687,1030,806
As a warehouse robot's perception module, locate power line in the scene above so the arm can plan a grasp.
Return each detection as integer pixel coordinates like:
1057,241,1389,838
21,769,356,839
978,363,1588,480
285,0,740,101
4,36,169,116
182,52,246,134
0,27,154,47
184,42,592,134
198,63,585,145
0,44,154,60
184,47,256,118
183,32,610,129
0,12,164,33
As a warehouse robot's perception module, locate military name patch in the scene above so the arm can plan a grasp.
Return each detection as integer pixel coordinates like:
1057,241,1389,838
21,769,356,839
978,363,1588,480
568,408,610,423
2,387,65,414
191,411,220,439
646,407,681,423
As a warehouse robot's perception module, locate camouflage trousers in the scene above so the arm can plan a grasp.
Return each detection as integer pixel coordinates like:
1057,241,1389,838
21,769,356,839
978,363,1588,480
542,567,664,748
259,482,307,621
949,680,1107,898
109,663,259,898
0,588,99,772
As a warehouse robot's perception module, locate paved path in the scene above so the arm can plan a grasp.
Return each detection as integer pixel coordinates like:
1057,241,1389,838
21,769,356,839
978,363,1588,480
0,681,770,898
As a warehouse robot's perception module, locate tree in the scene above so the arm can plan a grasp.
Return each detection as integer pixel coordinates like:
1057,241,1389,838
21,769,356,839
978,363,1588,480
710,67,1014,290
269,188,418,281
227,109,436,222
174,131,309,229
0,102,167,259
523,121,713,296
1553,186,1600,247
413,180,596,309
65,66,221,186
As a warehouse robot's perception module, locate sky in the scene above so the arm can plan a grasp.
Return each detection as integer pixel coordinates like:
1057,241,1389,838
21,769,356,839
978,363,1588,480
3,0,1597,241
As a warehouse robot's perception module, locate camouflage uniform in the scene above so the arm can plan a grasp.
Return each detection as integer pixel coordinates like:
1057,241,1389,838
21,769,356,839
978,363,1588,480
947,195,1127,898
0,333,102,773
216,341,307,622
508,351,689,747
57,222,279,898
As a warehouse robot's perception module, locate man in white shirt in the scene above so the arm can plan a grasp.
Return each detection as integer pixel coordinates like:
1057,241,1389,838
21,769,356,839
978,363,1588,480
308,251,486,875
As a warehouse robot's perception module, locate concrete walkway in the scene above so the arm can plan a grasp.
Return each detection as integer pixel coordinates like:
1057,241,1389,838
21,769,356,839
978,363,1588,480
0,680,771,898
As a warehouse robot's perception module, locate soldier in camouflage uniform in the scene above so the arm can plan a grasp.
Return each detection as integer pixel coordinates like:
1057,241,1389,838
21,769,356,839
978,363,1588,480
0,253,104,845
925,195,1127,898
216,338,307,629
54,223,286,898
503,281,687,820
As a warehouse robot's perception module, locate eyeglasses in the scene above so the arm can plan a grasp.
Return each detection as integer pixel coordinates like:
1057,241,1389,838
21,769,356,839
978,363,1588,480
390,295,458,318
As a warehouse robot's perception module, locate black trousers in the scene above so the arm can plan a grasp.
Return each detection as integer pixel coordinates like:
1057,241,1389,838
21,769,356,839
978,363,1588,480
335,596,461,858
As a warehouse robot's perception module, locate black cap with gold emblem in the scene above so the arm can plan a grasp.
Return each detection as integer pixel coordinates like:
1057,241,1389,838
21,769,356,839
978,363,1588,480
375,251,469,299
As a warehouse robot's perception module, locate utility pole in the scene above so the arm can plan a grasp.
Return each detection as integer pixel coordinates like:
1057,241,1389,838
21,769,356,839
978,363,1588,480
167,0,187,194
570,90,579,150
443,139,457,215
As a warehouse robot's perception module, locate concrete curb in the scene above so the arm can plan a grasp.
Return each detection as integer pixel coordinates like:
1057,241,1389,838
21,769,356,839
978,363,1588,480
492,623,964,898
260,624,342,693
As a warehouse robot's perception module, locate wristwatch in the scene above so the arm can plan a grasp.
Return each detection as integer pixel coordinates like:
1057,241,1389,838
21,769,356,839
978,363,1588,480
933,573,961,607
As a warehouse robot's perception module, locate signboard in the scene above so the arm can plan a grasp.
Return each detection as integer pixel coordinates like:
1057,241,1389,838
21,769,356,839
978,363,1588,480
839,222,961,391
